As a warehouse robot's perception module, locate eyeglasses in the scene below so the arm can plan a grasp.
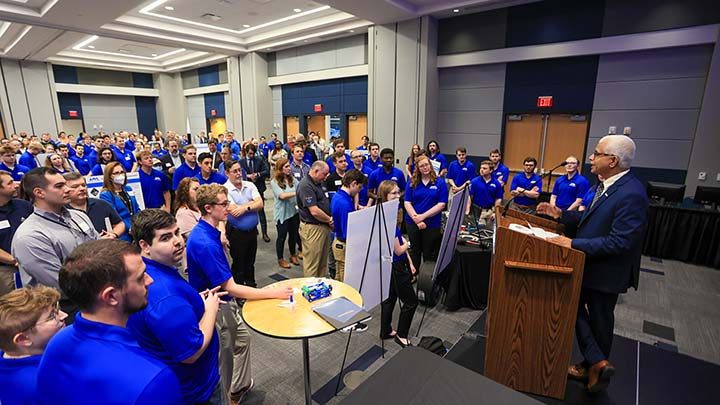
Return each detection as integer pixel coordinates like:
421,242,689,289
592,151,615,158
211,201,230,207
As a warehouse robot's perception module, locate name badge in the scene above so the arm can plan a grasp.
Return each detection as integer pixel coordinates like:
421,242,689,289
334,180,341,186
430,186,438,190
128,191,135,196
462,168,467,171
531,181,537,184
125,156,131,160
325,192,329,198
391,177,398,181
0,220,9,230
294,173,301,178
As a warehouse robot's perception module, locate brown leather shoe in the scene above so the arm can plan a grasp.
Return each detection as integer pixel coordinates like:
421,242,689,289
586,360,615,393
278,259,291,269
568,363,588,382
298,251,303,259
289,255,300,266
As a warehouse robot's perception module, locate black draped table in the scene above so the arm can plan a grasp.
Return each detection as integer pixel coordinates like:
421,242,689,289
340,346,542,405
438,244,492,311
643,203,720,269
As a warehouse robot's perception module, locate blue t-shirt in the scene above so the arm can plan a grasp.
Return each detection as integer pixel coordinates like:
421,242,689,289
139,168,170,209
302,151,316,165
326,153,354,173
186,219,233,301
195,171,228,185
127,257,220,404
0,353,42,405
493,162,510,185
112,145,136,172
82,144,95,157
358,165,373,206
90,163,106,176
368,167,406,192
552,173,590,210
581,185,599,209
330,189,354,241
0,162,30,181
125,140,136,151
152,149,168,158
393,227,407,262
510,173,542,206
39,313,182,405
70,155,93,175
363,157,383,173
18,151,38,170
469,176,504,208
172,162,201,190
447,160,476,187
428,152,448,175
404,178,449,228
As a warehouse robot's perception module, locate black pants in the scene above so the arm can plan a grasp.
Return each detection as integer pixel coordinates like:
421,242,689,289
258,195,268,236
226,224,258,287
381,260,418,338
576,287,619,366
276,214,299,259
405,222,441,268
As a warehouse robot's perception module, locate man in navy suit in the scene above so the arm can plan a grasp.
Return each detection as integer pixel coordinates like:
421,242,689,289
239,143,270,243
538,135,648,393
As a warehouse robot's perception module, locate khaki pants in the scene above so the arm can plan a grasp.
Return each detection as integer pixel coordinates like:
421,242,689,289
0,264,16,296
332,239,346,282
216,300,251,402
299,222,331,278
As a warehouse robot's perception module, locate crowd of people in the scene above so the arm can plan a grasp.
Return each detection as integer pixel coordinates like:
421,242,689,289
0,126,636,403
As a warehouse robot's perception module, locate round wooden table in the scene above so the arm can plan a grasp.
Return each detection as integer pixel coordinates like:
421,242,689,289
242,277,363,405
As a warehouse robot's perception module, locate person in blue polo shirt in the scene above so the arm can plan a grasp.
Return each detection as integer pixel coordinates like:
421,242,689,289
137,150,171,211
186,185,292,403
510,156,542,214
447,146,476,193
489,148,510,187
18,142,43,170
128,210,225,405
465,160,503,227
0,286,66,405
351,150,373,208
330,169,367,282
172,145,200,190
426,140,447,178
404,155,448,268
326,138,354,173
368,148,406,201
196,152,228,186
551,155,590,211
112,132,137,172
70,144,92,175
0,145,30,181
363,143,383,173
38,239,183,405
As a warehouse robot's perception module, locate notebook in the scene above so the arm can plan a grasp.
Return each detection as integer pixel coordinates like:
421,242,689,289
311,296,371,330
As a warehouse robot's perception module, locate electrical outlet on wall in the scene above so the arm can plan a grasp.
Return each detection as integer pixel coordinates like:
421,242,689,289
698,172,707,181
716,173,720,182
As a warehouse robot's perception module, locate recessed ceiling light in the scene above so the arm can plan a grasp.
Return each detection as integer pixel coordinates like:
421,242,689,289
293,8,302,13
87,45,95,49
151,53,158,57
303,40,308,43
348,30,354,33
242,24,251,28
266,48,272,50
452,9,460,13
164,6,174,11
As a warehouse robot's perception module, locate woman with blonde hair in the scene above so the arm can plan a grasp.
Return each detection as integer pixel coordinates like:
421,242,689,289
378,180,417,347
99,162,139,242
44,153,70,174
404,155,447,270
271,157,300,269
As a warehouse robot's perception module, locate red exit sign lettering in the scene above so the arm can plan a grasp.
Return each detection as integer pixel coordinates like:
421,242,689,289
314,104,323,112
537,96,553,108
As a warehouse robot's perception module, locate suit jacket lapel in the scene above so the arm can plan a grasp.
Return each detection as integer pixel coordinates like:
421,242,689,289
579,172,633,225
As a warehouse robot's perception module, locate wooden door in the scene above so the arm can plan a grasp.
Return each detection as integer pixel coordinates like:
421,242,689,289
306,115,325,138
503,114,544,196
348,114,367,149
209,118,226,137
542,115,588,192
285,116,299,139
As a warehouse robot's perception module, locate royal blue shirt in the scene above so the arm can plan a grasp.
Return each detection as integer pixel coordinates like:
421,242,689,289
404,178,449,228
0,353,42,405
493,162,510,185
39,313,182,405
186,219,234,303
139,168,170,209
152,149,168,158
303,150,316,165
469,176,503,208
70,155,93,175
447,160,476,187
363,156,383,173
82,144,95,157
369,167,407,192
18,151,38,170
90,163,106,176
0,162,30,181
125,140,136,151
581,185,599,209
195,171,228,185
511,173,542,206
358,165,373,206
127,257,220,404
99,187,140,242
330,189,354,241
172,162,201,190
223,140,241,155
552,173,590,210
112,145,136,172
225,181,260,230
326,153,354,173
428,152,447,175
393,227,407,262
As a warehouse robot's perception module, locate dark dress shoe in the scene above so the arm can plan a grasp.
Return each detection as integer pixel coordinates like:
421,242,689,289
263,234,271,243
568,363,588,382
380,331,396,340
586,360,615,393
289,255,300,266
394,335,411,348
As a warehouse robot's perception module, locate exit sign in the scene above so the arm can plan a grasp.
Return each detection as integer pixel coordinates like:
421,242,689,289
314,104,323,112
537,96,553,108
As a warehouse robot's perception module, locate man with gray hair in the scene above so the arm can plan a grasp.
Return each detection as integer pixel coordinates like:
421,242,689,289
538,135,647,393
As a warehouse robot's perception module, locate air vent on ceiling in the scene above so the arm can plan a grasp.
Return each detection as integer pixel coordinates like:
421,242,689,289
202,13,222,22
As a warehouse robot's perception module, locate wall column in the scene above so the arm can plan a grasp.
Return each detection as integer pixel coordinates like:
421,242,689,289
154,72,187,134
238,52,273,140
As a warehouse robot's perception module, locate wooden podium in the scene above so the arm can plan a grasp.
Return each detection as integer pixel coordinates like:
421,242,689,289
484,207,585,399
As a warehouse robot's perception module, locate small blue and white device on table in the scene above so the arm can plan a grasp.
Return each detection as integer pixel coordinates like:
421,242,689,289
301,281,333,302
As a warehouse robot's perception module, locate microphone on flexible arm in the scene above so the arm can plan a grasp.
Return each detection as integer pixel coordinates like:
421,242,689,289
501,161,569,218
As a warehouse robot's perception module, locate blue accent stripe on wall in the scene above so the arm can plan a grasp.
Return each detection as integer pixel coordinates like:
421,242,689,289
57,93,83,119
132,73,154,89
204,92,225,118
52,65,78,84
198,65,220,87
135,96,158,136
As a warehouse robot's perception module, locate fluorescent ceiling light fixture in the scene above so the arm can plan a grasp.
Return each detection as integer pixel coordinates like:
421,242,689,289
164,5,174,10
251,22,369,51
242,24,251,28
452,9,460,13
167,54,227,71
293,8,301,13
0,22,11,41
151,53,158,56
140,0,331,35
47,57,159,72
102,23,246,52
73,35,186,60
87,45,95,48
2,25,31,54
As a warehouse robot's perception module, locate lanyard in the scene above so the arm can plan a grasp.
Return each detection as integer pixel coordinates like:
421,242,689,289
33,212,91,237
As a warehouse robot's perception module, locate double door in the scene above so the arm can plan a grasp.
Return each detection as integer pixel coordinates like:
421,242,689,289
503,114,589,195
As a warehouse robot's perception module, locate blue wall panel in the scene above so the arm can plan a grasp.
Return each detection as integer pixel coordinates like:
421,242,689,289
198,65,220,87
505,0,605,47
281,78,367,115
135,96,158,136
132,73,154,88
57,93,83,119
204,92,225,118
52,65,78,84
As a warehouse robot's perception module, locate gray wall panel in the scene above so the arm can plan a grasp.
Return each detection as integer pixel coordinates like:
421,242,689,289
438,64,506,88
81,94,138,133
76,68,133,87
335,35,368,67
585,136,693,170
438,87,505,111
1,59,32,134
436,133,501,157
438,111,503,135
593,78,706,110
597,45,712,82
186,95,205,136
181,70,198,89
274,35,367,76
588,110,700,140
21,61,58,135
272,86,282,134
